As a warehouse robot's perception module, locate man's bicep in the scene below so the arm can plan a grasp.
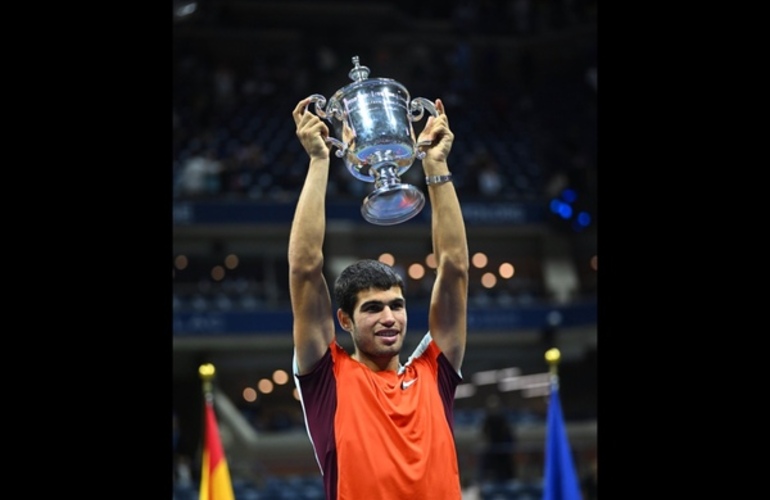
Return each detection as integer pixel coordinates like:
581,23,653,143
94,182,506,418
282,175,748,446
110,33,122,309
428,272,468,371
290,276,335,374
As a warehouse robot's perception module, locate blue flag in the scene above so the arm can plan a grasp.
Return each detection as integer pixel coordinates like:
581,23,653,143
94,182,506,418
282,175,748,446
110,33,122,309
543,377,582,500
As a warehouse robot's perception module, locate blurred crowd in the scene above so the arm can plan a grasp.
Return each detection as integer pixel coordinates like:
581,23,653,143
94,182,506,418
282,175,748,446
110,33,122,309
172,0,597,206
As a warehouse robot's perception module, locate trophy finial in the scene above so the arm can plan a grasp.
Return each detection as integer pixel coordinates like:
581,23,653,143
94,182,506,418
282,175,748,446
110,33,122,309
348,56,370,82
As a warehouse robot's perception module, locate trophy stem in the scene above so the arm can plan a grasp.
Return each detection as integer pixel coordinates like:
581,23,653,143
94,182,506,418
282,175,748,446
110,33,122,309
361,164,426,226
372,164,401,190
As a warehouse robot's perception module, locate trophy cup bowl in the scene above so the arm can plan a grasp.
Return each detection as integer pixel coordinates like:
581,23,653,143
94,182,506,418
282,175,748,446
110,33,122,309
306,56,437,225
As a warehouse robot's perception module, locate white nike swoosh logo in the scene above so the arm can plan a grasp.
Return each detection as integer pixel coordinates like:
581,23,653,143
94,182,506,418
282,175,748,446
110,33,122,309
401,378,418,390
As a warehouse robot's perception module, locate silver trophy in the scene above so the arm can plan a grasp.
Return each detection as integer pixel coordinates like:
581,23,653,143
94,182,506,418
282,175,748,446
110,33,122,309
306,56,438,225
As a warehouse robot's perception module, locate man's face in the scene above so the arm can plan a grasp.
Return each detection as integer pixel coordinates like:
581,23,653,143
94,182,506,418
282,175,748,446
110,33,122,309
345,285,407,360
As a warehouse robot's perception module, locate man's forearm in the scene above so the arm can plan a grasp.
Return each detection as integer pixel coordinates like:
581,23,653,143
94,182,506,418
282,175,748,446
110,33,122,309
288,157,330,269
424,159,467,265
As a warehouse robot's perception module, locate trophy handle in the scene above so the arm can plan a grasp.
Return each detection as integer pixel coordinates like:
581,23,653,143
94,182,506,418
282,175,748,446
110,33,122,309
409,97,439,159
305,94,347,158
409,97,438,123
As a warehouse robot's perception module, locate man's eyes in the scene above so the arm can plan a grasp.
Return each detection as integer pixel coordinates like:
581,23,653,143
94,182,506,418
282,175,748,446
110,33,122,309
363,303,404,312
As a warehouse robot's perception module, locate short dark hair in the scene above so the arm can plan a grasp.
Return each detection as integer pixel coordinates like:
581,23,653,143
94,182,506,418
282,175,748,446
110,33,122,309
334,259,406,317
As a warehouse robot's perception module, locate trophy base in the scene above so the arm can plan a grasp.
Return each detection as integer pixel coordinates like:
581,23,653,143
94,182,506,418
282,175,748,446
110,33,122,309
361,184,425,226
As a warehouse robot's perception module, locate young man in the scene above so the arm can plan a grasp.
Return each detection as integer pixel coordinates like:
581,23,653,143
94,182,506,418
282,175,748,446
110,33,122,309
289,96,469,499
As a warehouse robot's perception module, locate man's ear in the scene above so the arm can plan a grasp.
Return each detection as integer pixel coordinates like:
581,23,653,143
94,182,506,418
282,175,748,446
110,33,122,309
337,308,352,332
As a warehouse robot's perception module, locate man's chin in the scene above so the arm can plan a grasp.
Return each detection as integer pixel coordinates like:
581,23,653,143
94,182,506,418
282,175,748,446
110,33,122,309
373,338,402,357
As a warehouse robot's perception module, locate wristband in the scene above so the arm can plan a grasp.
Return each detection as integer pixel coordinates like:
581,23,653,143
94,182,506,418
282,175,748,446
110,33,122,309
425,173,453,186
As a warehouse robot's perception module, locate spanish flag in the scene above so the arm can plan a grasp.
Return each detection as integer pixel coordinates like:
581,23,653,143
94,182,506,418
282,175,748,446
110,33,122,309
199,364,235,500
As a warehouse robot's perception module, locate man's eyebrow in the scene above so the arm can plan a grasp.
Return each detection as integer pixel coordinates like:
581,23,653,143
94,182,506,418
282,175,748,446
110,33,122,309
360,297,405,308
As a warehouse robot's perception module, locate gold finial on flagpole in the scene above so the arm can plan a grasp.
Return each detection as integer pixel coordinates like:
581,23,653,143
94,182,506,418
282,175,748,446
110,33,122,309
545,348,561,377
199,363,216,395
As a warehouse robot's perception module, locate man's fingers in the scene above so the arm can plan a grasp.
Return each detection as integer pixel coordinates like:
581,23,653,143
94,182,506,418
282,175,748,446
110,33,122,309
435,98,444,115
293,98,312,125
418,113,450,147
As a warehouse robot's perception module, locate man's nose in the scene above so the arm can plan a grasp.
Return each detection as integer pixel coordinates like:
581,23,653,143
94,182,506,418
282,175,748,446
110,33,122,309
380,307,396,323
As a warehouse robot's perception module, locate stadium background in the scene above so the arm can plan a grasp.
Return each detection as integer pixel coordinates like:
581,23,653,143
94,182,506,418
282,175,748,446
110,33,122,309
172,1,597,498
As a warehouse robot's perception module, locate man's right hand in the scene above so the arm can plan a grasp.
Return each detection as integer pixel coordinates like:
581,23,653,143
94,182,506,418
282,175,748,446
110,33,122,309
293,98,331,160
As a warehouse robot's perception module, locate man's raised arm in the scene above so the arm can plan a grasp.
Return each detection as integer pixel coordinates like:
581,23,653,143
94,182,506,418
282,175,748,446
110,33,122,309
419,99,469,372
288,98,336,375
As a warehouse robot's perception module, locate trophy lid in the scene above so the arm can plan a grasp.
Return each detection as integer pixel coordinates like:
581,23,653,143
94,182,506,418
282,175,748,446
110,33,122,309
348,56,370,82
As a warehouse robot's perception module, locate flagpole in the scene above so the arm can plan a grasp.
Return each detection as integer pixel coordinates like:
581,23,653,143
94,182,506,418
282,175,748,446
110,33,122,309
198,363,236,500
200,363,215,401
545,347,561,385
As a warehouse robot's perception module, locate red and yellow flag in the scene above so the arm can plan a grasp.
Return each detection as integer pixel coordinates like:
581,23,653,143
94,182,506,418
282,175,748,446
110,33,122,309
199,365,235,500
